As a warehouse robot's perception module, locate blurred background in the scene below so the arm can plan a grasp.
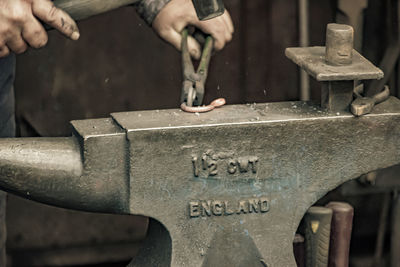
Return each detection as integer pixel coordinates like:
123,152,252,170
6,0,400,266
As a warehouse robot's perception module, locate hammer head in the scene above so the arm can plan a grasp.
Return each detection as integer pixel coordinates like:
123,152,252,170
192,0,225,20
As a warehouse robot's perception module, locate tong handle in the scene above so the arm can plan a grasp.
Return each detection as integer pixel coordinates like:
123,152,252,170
181,28,214,107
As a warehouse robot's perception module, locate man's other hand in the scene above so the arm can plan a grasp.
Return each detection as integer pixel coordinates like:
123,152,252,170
152,0,234,59
0,0,79,57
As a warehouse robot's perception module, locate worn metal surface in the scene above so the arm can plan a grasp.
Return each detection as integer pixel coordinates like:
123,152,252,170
0,118,128,214
351,84,390,116
285,47,383,82
1,97,400,266
286,23,384,113
325,24,354,66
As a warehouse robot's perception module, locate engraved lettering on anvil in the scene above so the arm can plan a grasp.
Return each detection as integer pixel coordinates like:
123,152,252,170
191,151,259,178
189,197,269,218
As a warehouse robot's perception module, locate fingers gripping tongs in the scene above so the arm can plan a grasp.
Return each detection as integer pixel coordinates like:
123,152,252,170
180,29,225,113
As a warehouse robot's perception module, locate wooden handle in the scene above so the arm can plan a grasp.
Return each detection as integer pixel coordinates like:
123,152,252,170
326,202,354,267
304,206,333,267
53,0,138,21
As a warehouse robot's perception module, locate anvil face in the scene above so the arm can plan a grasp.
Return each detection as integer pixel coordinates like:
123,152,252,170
2,99,400,267
114,99,400,266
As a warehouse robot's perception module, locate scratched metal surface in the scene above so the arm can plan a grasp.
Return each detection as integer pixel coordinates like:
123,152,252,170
285,47,384,81
114,98,400,266
112,101,347,130
1,99,400,266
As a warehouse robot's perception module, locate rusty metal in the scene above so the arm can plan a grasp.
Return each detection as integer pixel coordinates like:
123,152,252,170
286,23,383,112
0,97,400,266
181,29,213,108
326,202,354,267
351,84,390,116
180,97,226,113
304,206,332,267
191,0,225,21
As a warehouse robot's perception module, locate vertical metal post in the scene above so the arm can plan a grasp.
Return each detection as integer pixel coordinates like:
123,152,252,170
321,24,355,112
321,81,354,112
391,191,400,267
299,0,310,101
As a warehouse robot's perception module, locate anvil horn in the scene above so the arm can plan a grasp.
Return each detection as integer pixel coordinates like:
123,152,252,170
0,131,130,214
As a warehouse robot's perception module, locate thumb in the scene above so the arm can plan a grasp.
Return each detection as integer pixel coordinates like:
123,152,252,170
187,35,201,60
157,28,201,60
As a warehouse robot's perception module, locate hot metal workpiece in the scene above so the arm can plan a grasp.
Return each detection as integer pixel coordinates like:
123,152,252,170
0,24,399,266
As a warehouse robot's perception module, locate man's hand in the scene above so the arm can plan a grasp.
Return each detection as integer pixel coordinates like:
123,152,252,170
0,0,79,57
152,0,234,59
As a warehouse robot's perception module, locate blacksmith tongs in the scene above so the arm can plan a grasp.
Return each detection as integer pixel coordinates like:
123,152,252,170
180,29,225,113
351,84,390,116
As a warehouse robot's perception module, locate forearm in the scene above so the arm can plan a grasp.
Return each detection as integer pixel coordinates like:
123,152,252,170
134,0,171,25
53,0,170,26
53,0,141,21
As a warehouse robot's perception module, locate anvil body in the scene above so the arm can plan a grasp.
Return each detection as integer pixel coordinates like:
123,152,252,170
1,99,400,266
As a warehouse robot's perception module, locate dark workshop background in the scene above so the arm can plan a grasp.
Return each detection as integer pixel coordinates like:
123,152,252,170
6,0,399,266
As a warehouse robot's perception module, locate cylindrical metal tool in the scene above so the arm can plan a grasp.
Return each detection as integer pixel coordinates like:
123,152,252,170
294,234,305,267
304,206,333,267
192,0,225,20
325,202,354,267
325,23,354,66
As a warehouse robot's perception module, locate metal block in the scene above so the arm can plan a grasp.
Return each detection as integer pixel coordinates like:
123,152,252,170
1,98,400,266
286,24,384,113
285,47,383,81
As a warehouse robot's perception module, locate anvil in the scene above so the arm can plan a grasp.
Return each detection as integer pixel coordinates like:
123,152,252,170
1,24,399,266
1,99,400,266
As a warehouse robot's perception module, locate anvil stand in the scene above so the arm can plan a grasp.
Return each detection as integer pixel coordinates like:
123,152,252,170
0,24,399,267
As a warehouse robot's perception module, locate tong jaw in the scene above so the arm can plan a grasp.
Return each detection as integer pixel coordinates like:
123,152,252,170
180,29,213,107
